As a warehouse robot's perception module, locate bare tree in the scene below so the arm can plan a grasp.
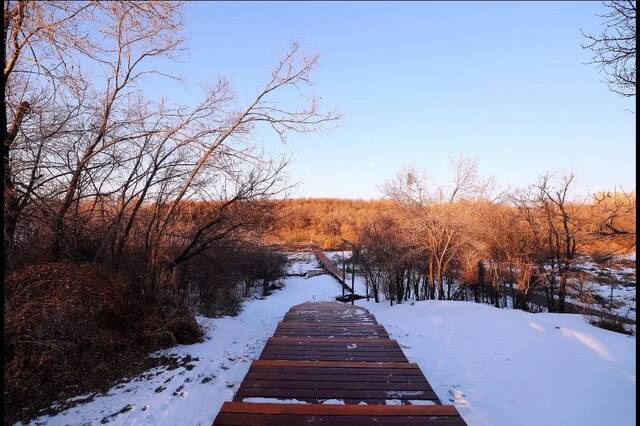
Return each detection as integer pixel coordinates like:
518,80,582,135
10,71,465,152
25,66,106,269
383,157,490,300
4,1,339,305
590,188,636,246
48,1,184,256
582,1,636,97
4,0,98,262
510,173,582,313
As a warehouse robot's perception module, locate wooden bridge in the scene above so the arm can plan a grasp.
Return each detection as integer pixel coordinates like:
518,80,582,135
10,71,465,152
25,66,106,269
312,251,365,303
313,251,350,290
212,302,467,425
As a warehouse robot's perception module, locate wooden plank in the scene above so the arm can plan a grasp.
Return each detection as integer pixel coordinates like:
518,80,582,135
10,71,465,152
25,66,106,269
281,321,378,324
239,380,432,391
288,311,371,314
273,334,389,339
231,398,441,406
274,328,387,332
263,344,404,351
234,398,418,405
260,352,407,359
258,354,407,361
261,352,406,358
277,328,386,333
262,346,404,351
285,311,375,315
274,330,385,334
234,388,440,400
245,373,429,383
218,402,461,416
259,355,408,362
268,337,399,344
273,331,388,336
277,328,386,332
260,350,406,356
247,367,425,376
214,413,467,425
282,320,378,323
277,322,386,328
251,360,420,369
284,312,375,316
267,338,399,344
263,345,404,352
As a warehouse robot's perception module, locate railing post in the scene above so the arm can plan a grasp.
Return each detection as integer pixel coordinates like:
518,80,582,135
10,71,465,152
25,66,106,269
342,251,346,297
351,255,355,305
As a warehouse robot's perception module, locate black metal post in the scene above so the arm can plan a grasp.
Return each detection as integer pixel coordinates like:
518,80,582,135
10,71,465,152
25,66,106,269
342,251,345,297
351,252,355,305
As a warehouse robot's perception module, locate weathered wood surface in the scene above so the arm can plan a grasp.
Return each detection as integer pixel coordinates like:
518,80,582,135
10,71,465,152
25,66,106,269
313,251,345,282
212,302,467,425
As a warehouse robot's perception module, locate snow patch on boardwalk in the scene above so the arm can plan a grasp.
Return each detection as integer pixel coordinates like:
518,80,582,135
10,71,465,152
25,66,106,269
242,397,307,404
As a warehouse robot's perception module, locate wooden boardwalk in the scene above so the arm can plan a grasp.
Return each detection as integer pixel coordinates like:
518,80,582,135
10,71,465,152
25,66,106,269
212,302,467,425
313,251,350,290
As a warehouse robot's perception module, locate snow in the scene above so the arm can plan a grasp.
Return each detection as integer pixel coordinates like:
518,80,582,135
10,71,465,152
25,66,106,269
323,250,351,264
386,390,425,398
320,399,345,405
355,298,636,426
407,399,437,405
567,257,636,322
27,253,636,426
286,251,319,275
242,398,307,404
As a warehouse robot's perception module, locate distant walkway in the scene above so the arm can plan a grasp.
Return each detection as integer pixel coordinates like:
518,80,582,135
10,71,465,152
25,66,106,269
313,251,349,289
212,302,467,425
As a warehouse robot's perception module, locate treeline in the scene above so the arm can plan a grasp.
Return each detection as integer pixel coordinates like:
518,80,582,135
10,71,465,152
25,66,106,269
270,198,397,248
272,193,635,257
271,163,635,324
351,163,635,321
3,1,335,422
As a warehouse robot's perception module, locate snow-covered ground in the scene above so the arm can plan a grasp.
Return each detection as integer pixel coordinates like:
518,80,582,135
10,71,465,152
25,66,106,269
285,251,319,276
568,257,636,321
355,299,636,426
323,250,350,264
27,253,635,426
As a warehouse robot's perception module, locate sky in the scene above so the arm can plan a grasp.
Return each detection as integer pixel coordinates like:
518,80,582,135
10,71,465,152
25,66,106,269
143,1,636,199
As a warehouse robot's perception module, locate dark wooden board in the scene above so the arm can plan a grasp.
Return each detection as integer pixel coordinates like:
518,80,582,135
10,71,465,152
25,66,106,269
218,401,461,415
234,388,440,400
214,412,467,425
245,372,428,383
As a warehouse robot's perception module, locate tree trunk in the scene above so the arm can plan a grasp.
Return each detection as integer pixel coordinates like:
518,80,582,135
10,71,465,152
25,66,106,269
3,101,30,266
558,273,567,313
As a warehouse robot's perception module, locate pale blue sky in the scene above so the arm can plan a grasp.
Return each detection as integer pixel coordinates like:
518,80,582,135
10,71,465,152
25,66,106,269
144,1,636,198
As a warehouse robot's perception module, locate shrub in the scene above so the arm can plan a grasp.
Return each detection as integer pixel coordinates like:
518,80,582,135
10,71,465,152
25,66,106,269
4,262,202,424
